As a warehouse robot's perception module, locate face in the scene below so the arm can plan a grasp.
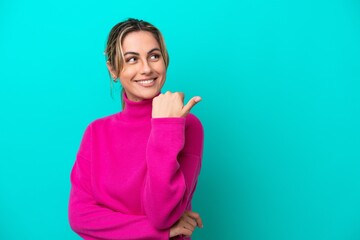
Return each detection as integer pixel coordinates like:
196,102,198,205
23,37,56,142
110,31,166,102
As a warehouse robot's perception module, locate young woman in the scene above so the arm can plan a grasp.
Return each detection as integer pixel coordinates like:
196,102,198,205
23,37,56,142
69,18,204,239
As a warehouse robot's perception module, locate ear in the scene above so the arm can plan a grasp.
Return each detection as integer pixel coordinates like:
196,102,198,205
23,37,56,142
106,61,118,79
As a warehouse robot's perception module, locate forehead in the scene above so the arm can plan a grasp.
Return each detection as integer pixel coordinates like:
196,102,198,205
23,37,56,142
122,31,160,52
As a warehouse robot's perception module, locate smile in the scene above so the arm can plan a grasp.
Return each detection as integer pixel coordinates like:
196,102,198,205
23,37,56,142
135,79,155,84
134,78,156,87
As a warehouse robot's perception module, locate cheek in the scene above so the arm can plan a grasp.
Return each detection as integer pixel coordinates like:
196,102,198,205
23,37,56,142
154,63,166,76
120,67,135,80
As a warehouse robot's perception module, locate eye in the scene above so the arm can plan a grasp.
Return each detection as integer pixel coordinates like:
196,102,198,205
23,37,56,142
126,57,137,63
149,54,161,61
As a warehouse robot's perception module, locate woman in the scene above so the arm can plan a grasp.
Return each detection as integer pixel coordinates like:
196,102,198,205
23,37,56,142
69,18,204,239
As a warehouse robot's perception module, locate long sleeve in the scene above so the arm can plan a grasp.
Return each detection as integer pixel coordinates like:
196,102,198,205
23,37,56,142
68,124,169,240
144,114,204,229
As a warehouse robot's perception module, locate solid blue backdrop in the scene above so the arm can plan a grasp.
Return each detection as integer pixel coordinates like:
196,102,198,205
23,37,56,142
1,0,359,239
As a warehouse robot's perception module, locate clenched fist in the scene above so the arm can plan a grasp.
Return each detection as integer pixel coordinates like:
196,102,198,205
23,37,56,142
152,91,201,118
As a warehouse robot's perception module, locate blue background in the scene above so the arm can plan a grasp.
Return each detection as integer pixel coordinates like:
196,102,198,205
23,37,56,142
1,0,359,239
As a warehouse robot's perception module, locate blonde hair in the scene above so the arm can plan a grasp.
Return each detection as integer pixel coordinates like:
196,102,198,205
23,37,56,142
104,18,169,106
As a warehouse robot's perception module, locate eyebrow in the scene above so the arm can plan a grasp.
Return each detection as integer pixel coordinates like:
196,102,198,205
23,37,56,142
124,48,161,56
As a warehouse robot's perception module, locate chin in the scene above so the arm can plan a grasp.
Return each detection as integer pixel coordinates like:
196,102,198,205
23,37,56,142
137,89,161,100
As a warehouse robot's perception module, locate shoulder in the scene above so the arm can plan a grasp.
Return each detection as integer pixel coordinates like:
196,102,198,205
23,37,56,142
87,112,120,129
183,113,204,153
80,112,120,139
185,113,203,128
185,113,204,135
77,112,120,152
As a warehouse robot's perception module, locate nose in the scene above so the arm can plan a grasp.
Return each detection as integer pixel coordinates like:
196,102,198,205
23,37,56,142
140,60,152,75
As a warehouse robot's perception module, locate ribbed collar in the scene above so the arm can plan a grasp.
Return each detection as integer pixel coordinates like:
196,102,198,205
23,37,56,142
118,93,153,122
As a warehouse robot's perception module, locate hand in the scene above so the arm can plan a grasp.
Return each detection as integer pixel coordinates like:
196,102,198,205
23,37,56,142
169,211,203,238
152,91,201,118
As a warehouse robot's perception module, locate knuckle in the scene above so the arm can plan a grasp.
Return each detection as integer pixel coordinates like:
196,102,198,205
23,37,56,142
173,92,182,97
192,212,199,218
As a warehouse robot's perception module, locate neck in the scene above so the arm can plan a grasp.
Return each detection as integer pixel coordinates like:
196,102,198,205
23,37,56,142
119,93,153,122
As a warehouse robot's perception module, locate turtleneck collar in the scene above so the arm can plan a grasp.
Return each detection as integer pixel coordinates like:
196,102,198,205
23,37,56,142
118,93,153,122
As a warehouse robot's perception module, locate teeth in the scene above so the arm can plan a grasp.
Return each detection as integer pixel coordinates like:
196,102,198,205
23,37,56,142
137,79,154,84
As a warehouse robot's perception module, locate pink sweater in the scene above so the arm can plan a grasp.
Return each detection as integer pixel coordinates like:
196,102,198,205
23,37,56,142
69,94,204,240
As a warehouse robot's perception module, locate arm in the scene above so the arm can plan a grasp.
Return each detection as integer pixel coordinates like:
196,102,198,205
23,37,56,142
143,114,204,229
68,125,169,240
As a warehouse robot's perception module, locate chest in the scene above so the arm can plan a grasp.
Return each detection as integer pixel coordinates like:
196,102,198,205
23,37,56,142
90,123,152,213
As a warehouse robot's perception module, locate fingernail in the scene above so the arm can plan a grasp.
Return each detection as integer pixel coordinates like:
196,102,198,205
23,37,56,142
194,97,201,102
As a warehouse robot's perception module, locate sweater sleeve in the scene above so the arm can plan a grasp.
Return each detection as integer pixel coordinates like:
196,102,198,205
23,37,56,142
68,124,169,240
144,114,204,229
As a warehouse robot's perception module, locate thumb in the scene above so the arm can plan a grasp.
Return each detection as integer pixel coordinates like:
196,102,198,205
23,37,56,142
181,96,201,116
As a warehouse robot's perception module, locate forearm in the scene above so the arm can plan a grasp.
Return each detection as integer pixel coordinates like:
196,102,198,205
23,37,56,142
144,117,203,229
69,192,168,240
69,154,169,240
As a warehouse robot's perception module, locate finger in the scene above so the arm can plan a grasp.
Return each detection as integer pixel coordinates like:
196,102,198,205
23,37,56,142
185,211,200,219
181,96,201,116
179,227,193,237
177,92,184,100
196,215,203,228
184,215,197,228
182,221,195,232
186,211,203,228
